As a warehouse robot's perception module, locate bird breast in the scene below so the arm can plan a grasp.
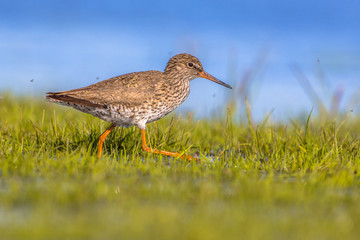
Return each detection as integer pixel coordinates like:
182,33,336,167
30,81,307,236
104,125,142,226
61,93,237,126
144,78,191,123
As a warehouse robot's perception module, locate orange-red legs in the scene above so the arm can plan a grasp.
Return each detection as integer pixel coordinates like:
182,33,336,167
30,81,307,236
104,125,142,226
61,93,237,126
97,126,198,161
141,129,198,161
97,124,116,158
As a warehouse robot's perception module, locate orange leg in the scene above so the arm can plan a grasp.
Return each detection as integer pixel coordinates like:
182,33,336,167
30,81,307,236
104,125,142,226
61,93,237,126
97,124,116,158
141,129,198,161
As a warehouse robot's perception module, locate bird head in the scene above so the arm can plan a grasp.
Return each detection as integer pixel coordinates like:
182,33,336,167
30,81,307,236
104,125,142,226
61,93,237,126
164,53,232,89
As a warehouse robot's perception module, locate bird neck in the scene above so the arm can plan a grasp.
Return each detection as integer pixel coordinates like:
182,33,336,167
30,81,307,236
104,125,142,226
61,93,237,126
164,68,194,83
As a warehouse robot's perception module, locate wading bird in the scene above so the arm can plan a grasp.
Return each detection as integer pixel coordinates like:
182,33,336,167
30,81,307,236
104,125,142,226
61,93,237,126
46,53,232,160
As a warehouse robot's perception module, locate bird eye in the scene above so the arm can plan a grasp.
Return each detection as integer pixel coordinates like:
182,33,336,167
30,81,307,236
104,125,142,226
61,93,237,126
187,62,194,67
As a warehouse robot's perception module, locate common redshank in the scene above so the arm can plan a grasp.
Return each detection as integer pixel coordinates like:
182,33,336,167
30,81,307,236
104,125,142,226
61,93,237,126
46,53,232,160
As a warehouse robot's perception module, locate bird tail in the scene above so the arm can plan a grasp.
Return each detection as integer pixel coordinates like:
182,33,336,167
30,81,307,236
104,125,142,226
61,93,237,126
46,92,106,108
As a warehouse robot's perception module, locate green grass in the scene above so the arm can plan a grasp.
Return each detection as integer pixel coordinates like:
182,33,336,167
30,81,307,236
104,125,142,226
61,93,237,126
1,93,360,240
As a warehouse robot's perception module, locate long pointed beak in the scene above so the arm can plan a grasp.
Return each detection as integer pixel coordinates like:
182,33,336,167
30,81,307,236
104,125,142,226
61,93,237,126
199,71,232,89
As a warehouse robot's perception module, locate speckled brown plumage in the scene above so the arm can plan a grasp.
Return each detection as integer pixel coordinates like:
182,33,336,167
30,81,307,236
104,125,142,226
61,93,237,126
46,53,232,160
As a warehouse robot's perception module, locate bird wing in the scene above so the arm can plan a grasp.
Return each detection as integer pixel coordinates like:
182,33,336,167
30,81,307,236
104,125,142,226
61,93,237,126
47,71,162,108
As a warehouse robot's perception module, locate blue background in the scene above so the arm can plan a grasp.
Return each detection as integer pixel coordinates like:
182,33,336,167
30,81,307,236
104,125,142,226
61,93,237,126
1,0,359,120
